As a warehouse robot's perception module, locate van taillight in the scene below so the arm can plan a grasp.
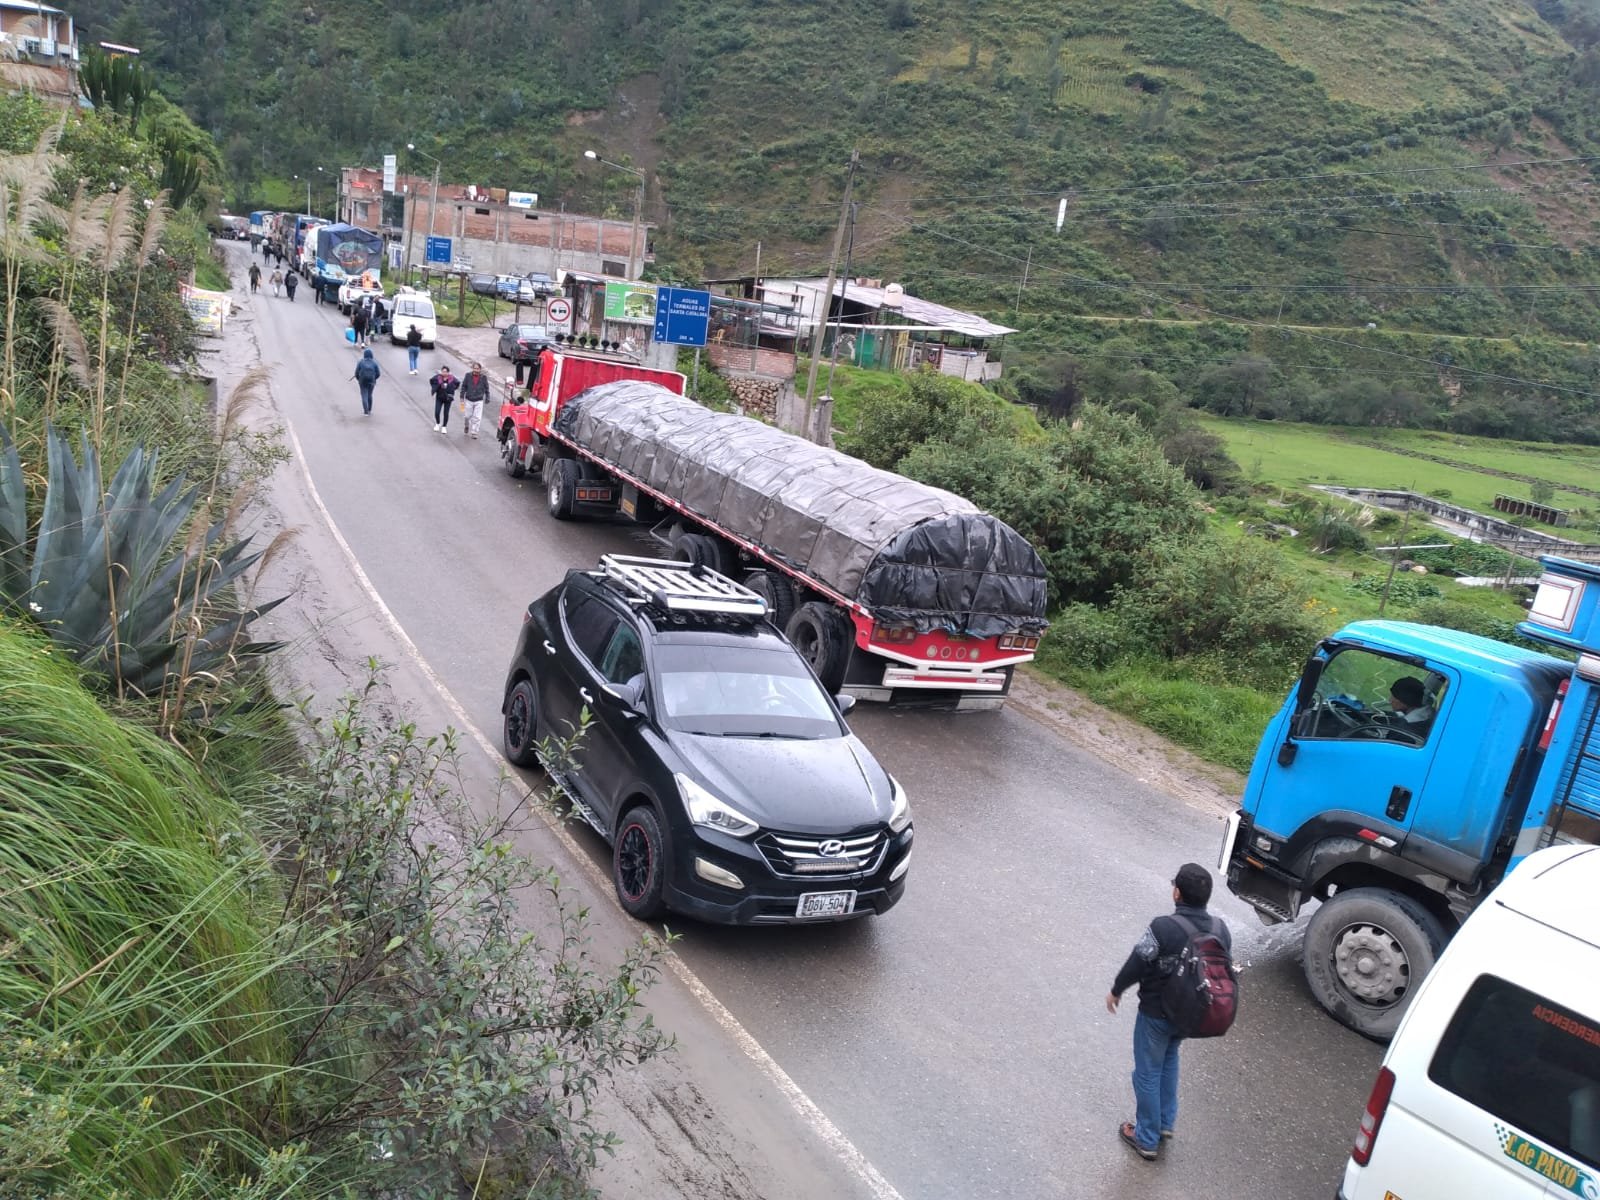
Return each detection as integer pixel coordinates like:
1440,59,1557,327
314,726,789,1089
1350,1066,1395,1166
1538,678,1569,753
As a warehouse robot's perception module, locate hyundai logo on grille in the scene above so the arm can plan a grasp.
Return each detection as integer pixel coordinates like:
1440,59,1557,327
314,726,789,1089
817,839,847,858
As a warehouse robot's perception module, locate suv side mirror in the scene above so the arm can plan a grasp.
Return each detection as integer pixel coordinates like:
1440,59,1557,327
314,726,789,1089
834,693,857,716
602,679,645,715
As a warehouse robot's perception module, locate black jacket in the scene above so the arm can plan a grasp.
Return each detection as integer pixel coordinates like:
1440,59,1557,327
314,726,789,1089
405,326,422,348
460,371,490,403
1111,904,1231,1020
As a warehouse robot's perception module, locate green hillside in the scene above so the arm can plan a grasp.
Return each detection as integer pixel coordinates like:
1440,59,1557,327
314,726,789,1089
72,0,1600,438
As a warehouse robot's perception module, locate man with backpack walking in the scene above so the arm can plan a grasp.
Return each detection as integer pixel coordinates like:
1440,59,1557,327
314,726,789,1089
285,269,299,302
1106,862,1236,1161
353,348,380,415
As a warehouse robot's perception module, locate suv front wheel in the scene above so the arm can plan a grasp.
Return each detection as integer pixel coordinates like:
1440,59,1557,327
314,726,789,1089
613,805,667,919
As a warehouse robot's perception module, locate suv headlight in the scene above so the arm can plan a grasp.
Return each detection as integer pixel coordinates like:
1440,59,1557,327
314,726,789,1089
676,774,759,839
888,775,912,833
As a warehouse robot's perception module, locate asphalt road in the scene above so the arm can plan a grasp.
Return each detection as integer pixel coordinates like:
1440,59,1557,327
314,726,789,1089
227,247,1382,1199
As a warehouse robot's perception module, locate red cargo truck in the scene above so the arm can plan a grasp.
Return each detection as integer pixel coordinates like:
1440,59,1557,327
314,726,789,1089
495,345,1047,708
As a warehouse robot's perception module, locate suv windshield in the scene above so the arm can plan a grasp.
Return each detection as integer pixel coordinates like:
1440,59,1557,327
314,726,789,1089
1429,973,1600,1171
654,644,842,739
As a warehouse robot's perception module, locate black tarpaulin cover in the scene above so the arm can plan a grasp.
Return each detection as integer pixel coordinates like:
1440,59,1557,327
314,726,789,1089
553,380,1048,636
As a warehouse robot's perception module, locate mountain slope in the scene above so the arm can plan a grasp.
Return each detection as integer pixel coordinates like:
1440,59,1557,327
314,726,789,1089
74,0,1600,438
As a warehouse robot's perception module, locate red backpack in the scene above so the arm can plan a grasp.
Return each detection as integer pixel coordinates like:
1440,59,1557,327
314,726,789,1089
1159,914,1238,1038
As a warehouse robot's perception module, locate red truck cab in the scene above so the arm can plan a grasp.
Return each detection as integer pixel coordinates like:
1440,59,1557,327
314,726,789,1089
498,345,685,479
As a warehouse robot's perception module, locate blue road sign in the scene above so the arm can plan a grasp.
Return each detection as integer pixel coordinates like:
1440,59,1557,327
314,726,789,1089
425,236,453,265
653,286,711,347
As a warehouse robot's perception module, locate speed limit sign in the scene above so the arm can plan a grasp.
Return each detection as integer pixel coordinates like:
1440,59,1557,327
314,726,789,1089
546,297,571,324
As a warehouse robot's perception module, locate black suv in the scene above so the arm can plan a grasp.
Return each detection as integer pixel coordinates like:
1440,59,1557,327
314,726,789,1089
501,556,913,924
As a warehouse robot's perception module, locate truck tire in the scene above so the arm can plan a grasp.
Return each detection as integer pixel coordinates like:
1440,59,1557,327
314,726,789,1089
547,457,577,520
743,569,796,630
672,530,726,574
504,431,526,479
1302,887,1448,1042
785,601,852,693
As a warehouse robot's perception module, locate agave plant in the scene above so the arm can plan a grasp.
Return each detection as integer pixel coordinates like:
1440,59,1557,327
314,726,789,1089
0,424,284,699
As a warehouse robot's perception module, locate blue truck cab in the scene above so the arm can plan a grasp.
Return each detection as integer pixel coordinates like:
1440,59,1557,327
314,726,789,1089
1224,555,1600,1039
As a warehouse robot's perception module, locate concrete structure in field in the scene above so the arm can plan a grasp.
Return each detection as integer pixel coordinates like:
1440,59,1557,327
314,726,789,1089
1314,486,1600,564
338,165,651,280
0,0,80,107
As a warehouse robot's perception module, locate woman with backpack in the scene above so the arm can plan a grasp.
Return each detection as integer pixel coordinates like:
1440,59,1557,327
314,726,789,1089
269,268,283,297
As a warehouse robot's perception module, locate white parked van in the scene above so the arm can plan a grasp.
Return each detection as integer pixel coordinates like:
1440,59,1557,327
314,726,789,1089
1338,843,1600,1200
389,288,437,349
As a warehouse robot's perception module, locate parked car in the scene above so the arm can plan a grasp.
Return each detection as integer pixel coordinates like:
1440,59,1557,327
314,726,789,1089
387,288,437,349
523,272,558,298
494,274,540,304
500,556,914,924
497,322,552,364
468,272,499,297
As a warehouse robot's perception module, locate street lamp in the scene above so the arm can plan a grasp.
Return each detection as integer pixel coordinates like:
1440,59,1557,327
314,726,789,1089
584,149,645,281
291,173,310,215
407,140,443,239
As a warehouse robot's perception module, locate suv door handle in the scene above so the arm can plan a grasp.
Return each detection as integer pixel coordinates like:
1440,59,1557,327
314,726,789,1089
578,687,594,706
542,640,556,656
1386,785,1413,822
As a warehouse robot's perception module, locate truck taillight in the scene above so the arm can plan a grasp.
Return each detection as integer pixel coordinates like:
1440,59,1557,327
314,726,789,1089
872,623,916,644
1350,1066,1395,1166
997,633,1041,651
1539,678,1569,752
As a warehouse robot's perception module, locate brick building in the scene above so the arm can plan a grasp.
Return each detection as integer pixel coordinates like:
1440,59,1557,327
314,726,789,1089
338,165,651,281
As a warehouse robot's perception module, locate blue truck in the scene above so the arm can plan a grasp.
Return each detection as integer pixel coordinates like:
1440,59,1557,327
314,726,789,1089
1223,555,1600,1039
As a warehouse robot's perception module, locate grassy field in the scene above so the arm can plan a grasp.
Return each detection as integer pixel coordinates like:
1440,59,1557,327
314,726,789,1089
1201,415,1600,537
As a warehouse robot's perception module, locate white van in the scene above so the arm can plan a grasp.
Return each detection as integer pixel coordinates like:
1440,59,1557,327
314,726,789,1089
1339,844,1600,1199
389,288,437,349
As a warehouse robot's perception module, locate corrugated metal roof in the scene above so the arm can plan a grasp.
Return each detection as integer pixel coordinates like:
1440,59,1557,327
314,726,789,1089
831,280,1016,338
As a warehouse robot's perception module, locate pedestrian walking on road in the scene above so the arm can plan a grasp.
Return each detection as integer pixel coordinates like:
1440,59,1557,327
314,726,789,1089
404,324,422,374
429,364,459,433
269,268,283,297
284,269,299,302
353,348,381,415
1106,862,1234,1161
248,262,261,293
460,362,490,439
351,302,370,348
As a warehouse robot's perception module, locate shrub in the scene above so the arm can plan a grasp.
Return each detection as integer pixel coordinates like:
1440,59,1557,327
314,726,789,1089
1111,532,1318,687
900,404,1204,605
835,369,1015,468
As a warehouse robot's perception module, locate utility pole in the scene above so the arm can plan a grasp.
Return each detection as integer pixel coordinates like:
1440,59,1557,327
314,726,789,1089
801,149,860,441
824,201,859,403
402,183,418,279
1378,495,1414,617
629,173,644,281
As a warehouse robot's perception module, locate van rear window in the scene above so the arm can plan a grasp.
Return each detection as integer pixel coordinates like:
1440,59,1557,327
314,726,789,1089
1429,974,1600,1172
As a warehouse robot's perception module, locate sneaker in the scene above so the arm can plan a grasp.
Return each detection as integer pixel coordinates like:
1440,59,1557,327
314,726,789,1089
1161,1129,1174,1141
1118,1123,1157,1161
432,423,440,432
471,433,479,439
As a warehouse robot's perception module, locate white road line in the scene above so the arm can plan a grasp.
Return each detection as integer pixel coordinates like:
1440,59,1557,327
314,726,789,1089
281,419,905,1200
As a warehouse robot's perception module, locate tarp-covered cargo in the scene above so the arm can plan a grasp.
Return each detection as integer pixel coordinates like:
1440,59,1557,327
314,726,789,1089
553,381,1049,636
314,223,383,281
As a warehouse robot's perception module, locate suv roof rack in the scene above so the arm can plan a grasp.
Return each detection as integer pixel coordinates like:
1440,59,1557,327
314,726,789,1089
596,554,768,618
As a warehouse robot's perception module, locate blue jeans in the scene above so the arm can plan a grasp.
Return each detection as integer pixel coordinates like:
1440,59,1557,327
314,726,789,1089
358,382,374,414
407,346,419,371
1132,1011,1180,1150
